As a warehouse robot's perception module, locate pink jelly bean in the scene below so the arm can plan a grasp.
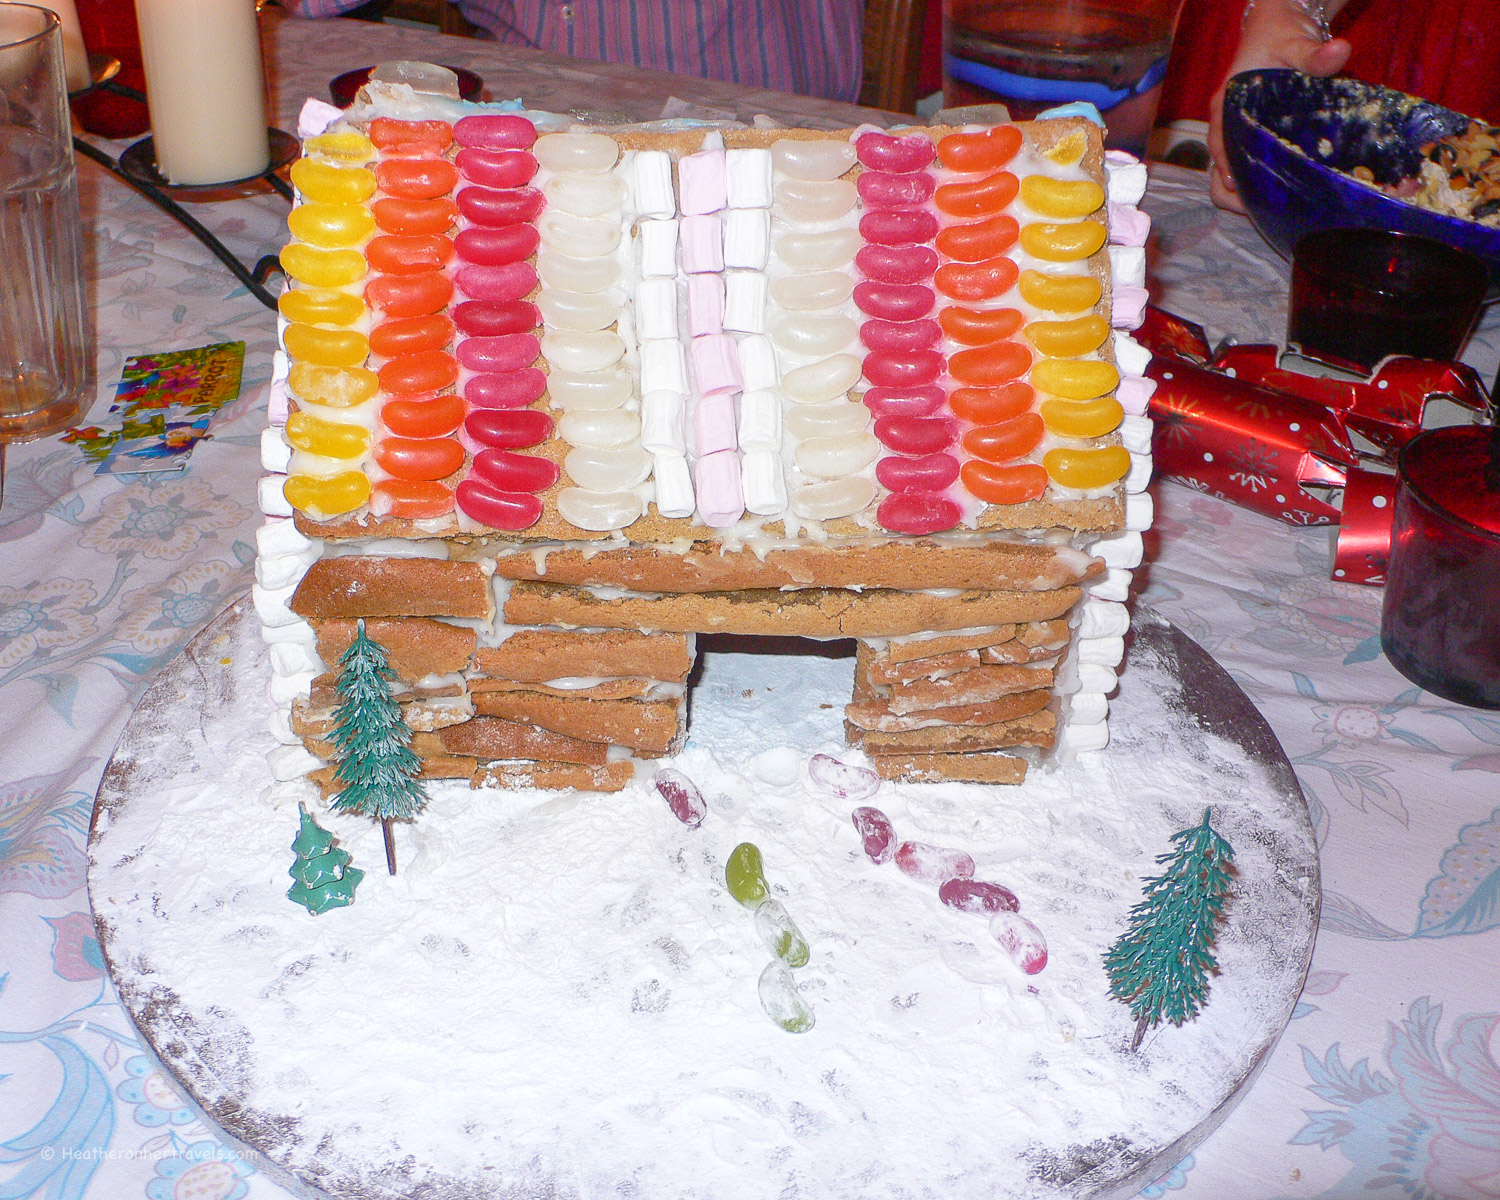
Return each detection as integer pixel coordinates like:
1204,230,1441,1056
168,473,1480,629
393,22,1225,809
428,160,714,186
455,147,538,188
453,299,540,338
874,414,957,456
859,208,939,246
453,113,537,150
876,452,959,493
455,479,544,530
456,262,539,302
809,753,879,801
471,448,559,494
990,911,1048,974
454,223,540,266
939,878,1020,915
863,350,943,388
855,130,937,172
878,493,962,536
860,318,940,354
464,369,546,409
895,841,975,885
465,407,554,449
653,769,708,828
456,185,545,227
456,333,540,373
856,170,935,209
856,244,938,285
853,281,936,322
851,806,896,865
862,385,945,419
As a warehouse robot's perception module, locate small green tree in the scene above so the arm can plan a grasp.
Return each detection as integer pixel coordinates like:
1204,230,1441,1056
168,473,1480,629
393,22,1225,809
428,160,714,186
1104,808,1235,1050
327,618,426,874
287,804,364,914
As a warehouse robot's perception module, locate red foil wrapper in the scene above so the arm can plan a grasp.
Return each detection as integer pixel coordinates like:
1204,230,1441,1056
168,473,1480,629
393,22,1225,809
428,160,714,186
1333,466,1398,586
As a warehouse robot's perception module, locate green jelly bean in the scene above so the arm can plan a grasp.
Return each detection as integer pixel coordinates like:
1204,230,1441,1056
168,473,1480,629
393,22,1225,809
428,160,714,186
758,960,815,1033
726,842,769,908
754,899,810,968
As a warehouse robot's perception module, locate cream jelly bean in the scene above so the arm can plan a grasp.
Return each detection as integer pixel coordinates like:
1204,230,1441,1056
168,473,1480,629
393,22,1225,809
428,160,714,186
533,131,619,174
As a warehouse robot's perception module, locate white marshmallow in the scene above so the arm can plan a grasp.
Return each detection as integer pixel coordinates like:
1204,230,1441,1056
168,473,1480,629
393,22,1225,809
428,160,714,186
260,618,317,646
633,150,675,216
269,669,315,706
1078,634,1126,667
1125,451,1154,496
723,271,768,334
1079,598,1129,639
1112,332,1153,376
1119,414,1153,455
641,390,687,455
1069,691,1110,725
270,640,322,677
1092,530,1143,570
742,448,788,515
638,218,679,277
726,147,773,208
737,389,782,452
254,548,316,592
640,339,688,394
1089,568,1134,603
634,278,679,340
256,516,314,559
737,335,779,390
268,742,321,782
1077,663,1118,694
257,475,293,518
1058,721,1110,755
252,582,298,628
260,427,291,473
723,208,771,270
652,452,696,518
1108,245,1147,288
267,707,299,745
1104,151,1148,205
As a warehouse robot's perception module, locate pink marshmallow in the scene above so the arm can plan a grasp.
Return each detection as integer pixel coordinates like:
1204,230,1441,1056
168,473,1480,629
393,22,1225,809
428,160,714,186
1107,202,1151,247
680,214,723,274
1111,284,1149,330
695,449,745,527
692,332,742,396
267,376,289,426
695,392,739,456
1116,374,1158,416
679,148,728,215
689,274,725,336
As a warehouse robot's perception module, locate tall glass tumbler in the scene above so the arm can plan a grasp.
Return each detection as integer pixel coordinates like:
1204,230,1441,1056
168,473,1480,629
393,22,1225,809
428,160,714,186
943,0,1185,155
0,4,92,442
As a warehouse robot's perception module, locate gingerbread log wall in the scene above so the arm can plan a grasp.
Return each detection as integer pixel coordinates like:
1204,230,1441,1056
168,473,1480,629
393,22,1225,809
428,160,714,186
255,97,1156,791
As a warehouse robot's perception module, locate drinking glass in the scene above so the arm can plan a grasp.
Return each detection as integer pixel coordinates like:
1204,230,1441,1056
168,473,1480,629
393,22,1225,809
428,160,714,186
0,4,92,444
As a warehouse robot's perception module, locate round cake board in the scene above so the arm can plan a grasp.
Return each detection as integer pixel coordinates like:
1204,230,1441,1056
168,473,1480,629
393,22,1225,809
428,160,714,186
89,600,1318,1200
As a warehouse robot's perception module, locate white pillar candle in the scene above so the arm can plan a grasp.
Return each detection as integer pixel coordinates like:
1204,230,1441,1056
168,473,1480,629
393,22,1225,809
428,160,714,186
33,0,90,92
133,0,269,185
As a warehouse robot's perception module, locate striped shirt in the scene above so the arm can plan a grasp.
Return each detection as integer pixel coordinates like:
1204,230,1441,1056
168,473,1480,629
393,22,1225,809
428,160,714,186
292,0,865,102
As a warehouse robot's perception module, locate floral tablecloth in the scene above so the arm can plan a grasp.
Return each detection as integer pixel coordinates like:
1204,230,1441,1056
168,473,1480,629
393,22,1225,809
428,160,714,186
2,16,1497,1200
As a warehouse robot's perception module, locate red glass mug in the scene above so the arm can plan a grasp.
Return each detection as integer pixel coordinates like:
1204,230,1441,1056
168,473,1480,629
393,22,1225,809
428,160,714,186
69,0,149,138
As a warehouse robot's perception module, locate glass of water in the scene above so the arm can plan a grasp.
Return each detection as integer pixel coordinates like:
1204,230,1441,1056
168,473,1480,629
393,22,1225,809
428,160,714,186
0,4,92,445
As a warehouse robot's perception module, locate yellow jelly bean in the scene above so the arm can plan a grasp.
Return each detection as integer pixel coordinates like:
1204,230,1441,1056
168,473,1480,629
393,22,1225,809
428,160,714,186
287,363,379,408
280,243,367,288
287,202,377,250
285,411,372,460
283,471,371,519
1043,445,1131,489
283,322,370,369
1017,270,1102,314
278,288,366,327
1039,396,1124,439
290,158,377,204
1023,314,1110,358
303,129,376,164
1020,176,1105,219
1041,129,1087,166
1019,220,1108,262
1030,357,1119,400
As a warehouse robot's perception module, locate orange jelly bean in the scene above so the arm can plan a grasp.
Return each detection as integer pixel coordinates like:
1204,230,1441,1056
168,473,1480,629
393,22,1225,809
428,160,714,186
1043,445,1131,489
365,271,453,318
949,382,1034,425
937,126,1022,173
934,214,1019,263
378,349,458,394
282,322,369,369
369,118,455,150
949,340,1031,386
372,478,456,519
934,171,1019,219
283,471,370,519
1040,396,1124,439
287,364,378,408
369,314,455,358
934,256,1019,303
1023,314,1110,358
366,234,454,275
382,392,466,439
371,196,459,236
374,157,460,199
960,460,1048,505
962,412,1045,463
374,435,466,481
938,306,1023,346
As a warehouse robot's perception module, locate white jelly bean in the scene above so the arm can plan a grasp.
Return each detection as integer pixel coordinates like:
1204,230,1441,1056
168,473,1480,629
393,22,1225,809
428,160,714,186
780,354,862,405
565,445,652,491
533,131,620,174
775,228,861,271
770,271,854,312
785,401,869,441
791,476,877,520
558,408,641,449
771,313,857,357
771,138,857,182
545,365,633,411
774,177,857,224
541,330,626,374
541,172,628,217
538,210,620,257
556,486,644,531
537,289,622,332
538,251,620,294
795,432,880,479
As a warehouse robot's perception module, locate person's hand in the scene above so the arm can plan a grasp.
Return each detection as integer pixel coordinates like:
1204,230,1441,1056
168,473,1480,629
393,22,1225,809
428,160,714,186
1207,0,1352,212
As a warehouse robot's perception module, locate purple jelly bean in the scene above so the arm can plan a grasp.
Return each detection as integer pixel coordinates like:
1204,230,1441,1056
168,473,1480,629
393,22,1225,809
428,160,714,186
856,170,936,209
456,333,541,374
875,452,960,494
894,841,975,885
455,261,539,303
456,185,545,227
939,878,1021,915
990,911,1048,974
861,385,946,419
464,369,546,410
453,113,538,150
653,769,708,828
454,223,540,267
856,243,939,285
809,753,879,801
859,208,939,247
851,806,896,865
855,130,937,173
860,318,941,354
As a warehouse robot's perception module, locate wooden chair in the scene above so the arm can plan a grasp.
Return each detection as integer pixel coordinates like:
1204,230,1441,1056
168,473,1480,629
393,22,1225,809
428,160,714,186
860,0,927,113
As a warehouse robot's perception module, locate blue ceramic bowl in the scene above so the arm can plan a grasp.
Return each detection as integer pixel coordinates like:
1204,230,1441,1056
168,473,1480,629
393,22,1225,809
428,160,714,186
1221,69,1500,279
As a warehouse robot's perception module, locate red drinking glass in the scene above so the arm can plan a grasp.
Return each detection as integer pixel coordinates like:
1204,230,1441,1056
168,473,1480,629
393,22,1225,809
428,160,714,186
69,0,149,138
1379,426,1500,708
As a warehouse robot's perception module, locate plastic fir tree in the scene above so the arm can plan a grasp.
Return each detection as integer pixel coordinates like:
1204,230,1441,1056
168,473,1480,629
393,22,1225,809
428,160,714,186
287,804,364,914
327,618,427,875
1104,808,1235,1050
